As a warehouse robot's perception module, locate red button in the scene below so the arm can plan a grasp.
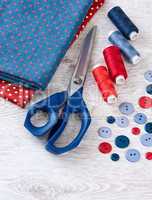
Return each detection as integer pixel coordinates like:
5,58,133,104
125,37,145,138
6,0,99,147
145,152,152,160
132,127,141,135
138,96,152,109
98,142,112,154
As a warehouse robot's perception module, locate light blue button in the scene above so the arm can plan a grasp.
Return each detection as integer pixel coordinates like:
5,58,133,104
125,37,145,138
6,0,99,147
140,134,152,147
116,116,129,128
125,149,141,162
119,102,135,115
134,113,147,124
98,127,112,138
144,70,152,82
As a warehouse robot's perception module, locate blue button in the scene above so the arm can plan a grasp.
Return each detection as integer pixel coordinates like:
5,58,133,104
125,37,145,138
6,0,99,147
98,127,112,138
140,134,152,147
116,116,129,128
144,70,152,82
145,122,152,133
115,135,130,148
111,153,120,161
146,84,152,95
119,102,135,115
125,149,141,162
134,113,147,124
107,116,116,124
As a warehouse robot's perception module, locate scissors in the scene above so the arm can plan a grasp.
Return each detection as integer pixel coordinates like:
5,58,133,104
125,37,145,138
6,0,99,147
24,26,97,154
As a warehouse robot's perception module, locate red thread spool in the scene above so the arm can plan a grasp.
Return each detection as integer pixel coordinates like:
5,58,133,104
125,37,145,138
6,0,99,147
92,64,118,104
103,45,128,85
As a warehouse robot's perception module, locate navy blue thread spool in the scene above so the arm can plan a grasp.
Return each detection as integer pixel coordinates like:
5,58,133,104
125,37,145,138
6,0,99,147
108,31,141,65
108,6,139,41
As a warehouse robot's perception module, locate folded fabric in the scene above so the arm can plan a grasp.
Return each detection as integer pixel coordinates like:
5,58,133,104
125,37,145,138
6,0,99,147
0,0,94,90
73,0,105,41
0,0,105,108
0,80,34,107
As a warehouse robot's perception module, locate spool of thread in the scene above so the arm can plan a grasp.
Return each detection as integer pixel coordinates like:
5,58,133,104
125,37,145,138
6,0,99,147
103,45,128,85
108,6,139,41
108,31,141,65
92,64,117,104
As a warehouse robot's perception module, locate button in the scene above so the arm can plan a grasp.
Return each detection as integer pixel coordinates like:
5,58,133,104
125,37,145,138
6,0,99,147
134,113,147,124
125,149,141,162
146,84,152,95
98,142,112,154
111,153,120,161
145,122,152,133
119,102,135,115
116,116,129,128
138,96,152,109
131,127,141,135
145,152,152,160
107,116,116,124
144,70,152,82
140,134,152,147
98,127,112,138
115,135,130,149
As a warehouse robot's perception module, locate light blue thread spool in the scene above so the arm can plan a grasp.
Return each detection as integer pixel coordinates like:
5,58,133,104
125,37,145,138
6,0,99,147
108,31,141,65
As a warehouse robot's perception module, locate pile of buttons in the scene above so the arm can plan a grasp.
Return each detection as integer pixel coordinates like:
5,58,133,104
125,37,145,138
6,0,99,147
98,70,152,162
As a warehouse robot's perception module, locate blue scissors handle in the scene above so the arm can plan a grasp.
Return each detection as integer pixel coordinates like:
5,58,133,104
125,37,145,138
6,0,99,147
24,91,67,137
46,88,91,154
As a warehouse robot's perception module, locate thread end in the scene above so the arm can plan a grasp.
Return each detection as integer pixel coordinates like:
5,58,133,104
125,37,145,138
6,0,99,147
108,30,117,38
116,75,126,85
107,95,117,104
132,55,142,65
129,31,139,41
92,64,105,70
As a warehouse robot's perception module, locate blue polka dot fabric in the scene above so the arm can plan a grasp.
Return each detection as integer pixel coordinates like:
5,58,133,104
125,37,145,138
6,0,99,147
0,0,93,90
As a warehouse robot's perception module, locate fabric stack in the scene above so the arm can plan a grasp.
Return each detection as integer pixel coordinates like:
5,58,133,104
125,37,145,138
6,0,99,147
0,0,104,108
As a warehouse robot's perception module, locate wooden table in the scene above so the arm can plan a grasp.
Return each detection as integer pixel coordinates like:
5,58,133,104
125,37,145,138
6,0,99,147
0,0,152,199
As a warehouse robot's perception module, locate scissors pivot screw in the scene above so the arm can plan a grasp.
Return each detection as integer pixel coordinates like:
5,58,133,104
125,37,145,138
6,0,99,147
74,77,83,85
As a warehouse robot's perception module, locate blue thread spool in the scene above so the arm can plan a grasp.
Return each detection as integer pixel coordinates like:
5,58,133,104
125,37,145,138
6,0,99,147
108,6,139,41
108,31,141,65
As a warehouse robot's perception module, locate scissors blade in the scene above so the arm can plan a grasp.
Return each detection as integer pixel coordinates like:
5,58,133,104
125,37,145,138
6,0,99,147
74,26,97,84
69,26,97,95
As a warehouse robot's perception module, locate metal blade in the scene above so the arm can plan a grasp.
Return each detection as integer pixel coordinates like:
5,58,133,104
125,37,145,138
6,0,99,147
68,26,97,95
73,26,97,84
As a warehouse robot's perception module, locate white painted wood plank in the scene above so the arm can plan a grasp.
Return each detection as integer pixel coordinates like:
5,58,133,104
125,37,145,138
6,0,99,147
0,0,152,200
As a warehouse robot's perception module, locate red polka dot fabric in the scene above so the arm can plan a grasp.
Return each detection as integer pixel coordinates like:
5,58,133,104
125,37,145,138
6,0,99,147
73,0,105,41
0,0,104,108
0,80,35,108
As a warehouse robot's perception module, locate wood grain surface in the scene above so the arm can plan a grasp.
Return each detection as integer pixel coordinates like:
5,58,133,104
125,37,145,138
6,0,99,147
1,0,152,200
